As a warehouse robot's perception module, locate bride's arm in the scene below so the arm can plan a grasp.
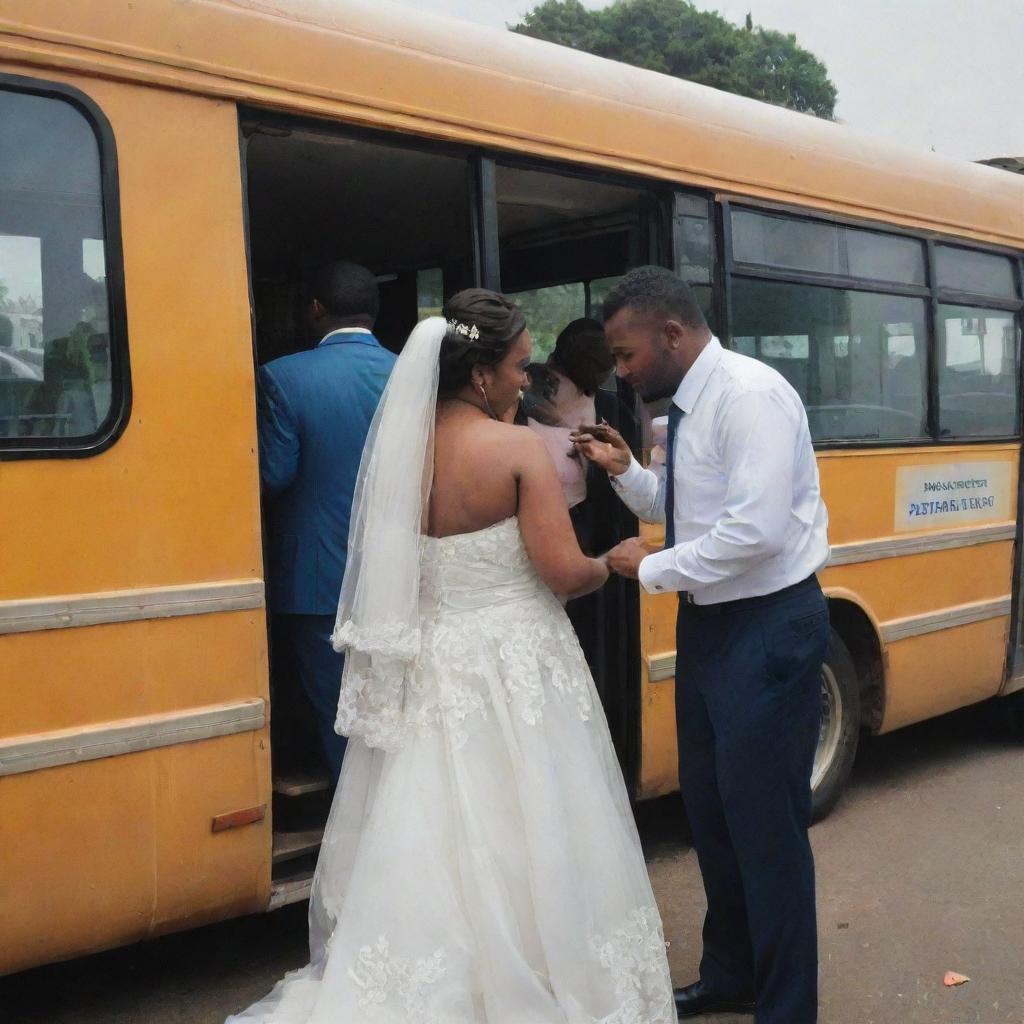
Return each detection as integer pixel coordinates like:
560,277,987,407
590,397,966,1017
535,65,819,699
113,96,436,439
515,433,609,600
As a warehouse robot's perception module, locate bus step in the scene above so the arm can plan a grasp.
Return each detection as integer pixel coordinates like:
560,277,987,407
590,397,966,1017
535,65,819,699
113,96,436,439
272,828,324,865
273,773,331,798
269,869,314,910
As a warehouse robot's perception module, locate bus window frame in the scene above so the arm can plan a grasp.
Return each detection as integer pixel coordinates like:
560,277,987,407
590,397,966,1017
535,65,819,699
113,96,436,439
0,73,131,461
669,190,719,333
475,156,501,291
934,241,1021,302
489,151,678,295
718,196,1024,450
239,105,704,308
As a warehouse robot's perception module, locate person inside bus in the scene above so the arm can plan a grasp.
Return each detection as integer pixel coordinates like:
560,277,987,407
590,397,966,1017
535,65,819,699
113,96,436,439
521,319,629,694
572,266,830,1024
25,321,98,437
522,319,615,549
257,261,396,787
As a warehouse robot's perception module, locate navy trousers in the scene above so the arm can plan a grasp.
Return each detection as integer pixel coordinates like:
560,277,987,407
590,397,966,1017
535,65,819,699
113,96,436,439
280,613,348,787
675,576,828,1024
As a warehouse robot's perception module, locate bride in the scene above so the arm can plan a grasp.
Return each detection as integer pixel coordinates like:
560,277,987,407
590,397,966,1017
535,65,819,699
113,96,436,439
228,289,674,1024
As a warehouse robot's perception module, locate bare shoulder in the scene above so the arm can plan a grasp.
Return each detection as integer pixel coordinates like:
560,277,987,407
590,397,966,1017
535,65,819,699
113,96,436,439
507,424,554,476
481,420,537,442
435,419,546,483
477,421,546,461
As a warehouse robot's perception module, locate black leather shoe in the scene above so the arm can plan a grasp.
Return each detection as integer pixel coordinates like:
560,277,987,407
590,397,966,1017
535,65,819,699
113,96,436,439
673,980,755,1017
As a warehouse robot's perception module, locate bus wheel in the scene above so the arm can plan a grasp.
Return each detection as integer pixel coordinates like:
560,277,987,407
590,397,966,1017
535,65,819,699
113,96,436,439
811,629,860,822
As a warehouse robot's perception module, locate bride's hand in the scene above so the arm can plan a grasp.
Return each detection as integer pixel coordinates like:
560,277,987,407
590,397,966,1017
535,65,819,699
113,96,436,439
570,423,632,476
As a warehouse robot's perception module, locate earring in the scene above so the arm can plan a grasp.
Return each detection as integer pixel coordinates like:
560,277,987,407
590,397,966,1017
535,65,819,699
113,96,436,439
477,382,499,421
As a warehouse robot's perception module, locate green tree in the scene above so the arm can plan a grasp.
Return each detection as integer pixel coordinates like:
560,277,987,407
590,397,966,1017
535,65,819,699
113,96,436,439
512,0,837,119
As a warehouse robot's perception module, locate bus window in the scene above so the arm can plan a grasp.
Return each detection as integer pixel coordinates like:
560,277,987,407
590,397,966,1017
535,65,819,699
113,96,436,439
416,267,444,321
508,282,585,360
732,208,926,287
938,306,1019,436
497,164,654,357
588,275,626,320
0,87,120,447
731,279,928,442
935,246,1018,301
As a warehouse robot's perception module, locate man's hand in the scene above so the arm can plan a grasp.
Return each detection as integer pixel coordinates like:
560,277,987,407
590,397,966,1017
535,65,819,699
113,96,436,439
603,536,654,579
570,422,632,476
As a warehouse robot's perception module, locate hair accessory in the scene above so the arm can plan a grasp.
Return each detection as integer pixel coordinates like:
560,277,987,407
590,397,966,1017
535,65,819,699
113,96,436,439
448,318,480,341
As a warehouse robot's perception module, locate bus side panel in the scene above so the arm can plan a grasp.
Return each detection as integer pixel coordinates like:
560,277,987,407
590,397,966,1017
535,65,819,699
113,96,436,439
2,613,268,736
818,446,1017,732
819,448,1017,550
882,620,1009,731
818,541,1015,626
0,69,269,973
0,732,269,975
637,524,678,800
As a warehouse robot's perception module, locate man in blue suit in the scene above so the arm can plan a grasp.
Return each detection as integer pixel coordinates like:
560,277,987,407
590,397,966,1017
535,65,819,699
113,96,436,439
258,261,395,785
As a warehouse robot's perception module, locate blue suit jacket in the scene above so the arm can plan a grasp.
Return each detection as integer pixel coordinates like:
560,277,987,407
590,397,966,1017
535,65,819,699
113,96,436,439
257,331,395,615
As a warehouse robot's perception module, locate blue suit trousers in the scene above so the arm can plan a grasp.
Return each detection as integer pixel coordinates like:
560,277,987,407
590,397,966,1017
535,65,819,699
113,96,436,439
675,576,828,1024
280,613,348,787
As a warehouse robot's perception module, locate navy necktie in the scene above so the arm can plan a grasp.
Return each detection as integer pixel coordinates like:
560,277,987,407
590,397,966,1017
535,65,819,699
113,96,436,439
664,402,683,549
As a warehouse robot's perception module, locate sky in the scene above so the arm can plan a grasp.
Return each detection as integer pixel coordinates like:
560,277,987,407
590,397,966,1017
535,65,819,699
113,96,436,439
397,0,1024,164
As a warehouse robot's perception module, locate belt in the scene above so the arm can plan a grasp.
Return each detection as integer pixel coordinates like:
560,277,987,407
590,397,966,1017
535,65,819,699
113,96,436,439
679,574,819,616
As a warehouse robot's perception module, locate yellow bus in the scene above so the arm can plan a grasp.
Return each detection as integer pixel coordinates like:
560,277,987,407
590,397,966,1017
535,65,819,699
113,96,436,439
1,0,1022,976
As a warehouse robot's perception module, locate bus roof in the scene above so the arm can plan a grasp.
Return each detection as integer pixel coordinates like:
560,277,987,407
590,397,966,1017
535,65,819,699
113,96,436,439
3,0,1022,248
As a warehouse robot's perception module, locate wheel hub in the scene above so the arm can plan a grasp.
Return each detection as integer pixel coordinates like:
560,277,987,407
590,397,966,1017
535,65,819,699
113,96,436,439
812,664,843,791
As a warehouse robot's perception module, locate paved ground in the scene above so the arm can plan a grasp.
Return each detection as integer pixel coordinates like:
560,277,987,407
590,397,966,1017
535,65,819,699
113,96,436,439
2,700,1021,1024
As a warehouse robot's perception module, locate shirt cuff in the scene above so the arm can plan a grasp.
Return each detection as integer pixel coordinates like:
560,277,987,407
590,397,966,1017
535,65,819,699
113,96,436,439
638,547,681,595
610,456,646,489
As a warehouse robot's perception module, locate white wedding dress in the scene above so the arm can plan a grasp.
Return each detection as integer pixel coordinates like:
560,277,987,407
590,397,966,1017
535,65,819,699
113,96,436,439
229,517,674,1024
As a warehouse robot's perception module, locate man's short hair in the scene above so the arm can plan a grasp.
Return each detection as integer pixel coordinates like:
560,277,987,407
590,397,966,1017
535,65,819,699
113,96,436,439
602,266,707,330
310,261,379,320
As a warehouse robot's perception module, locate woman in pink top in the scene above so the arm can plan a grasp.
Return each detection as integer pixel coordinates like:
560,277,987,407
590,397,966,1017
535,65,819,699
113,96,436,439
520,318,639,724
524,319,613,530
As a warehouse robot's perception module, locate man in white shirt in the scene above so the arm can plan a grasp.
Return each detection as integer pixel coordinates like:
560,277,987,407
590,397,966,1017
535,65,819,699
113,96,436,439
572,266,830,1024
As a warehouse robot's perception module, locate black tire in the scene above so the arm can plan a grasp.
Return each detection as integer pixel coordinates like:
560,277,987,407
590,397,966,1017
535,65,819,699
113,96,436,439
811,628,861,822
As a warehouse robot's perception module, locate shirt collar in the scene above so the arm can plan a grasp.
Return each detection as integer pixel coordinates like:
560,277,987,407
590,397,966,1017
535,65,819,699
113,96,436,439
672,335,722,414
318,327,378,347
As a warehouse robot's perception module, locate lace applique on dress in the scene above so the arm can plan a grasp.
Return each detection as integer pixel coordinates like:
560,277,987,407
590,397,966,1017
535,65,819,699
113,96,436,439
338,518,595,749
348,937,448,1024
591,907,675,1024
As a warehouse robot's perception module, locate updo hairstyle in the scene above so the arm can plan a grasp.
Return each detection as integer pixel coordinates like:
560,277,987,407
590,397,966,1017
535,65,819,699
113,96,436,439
438,289,527,395
548,318,614,396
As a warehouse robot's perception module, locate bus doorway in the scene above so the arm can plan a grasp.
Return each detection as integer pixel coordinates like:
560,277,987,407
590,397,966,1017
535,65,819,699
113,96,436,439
241,114,479,895
240,114,656,900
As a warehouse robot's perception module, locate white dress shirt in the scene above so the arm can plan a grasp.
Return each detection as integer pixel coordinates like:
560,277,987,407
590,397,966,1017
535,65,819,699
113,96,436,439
612,336,829,603
319,327,375,345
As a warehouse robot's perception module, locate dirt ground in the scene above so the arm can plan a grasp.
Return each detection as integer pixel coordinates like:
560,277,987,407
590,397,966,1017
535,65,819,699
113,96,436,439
2,700,1021,1024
